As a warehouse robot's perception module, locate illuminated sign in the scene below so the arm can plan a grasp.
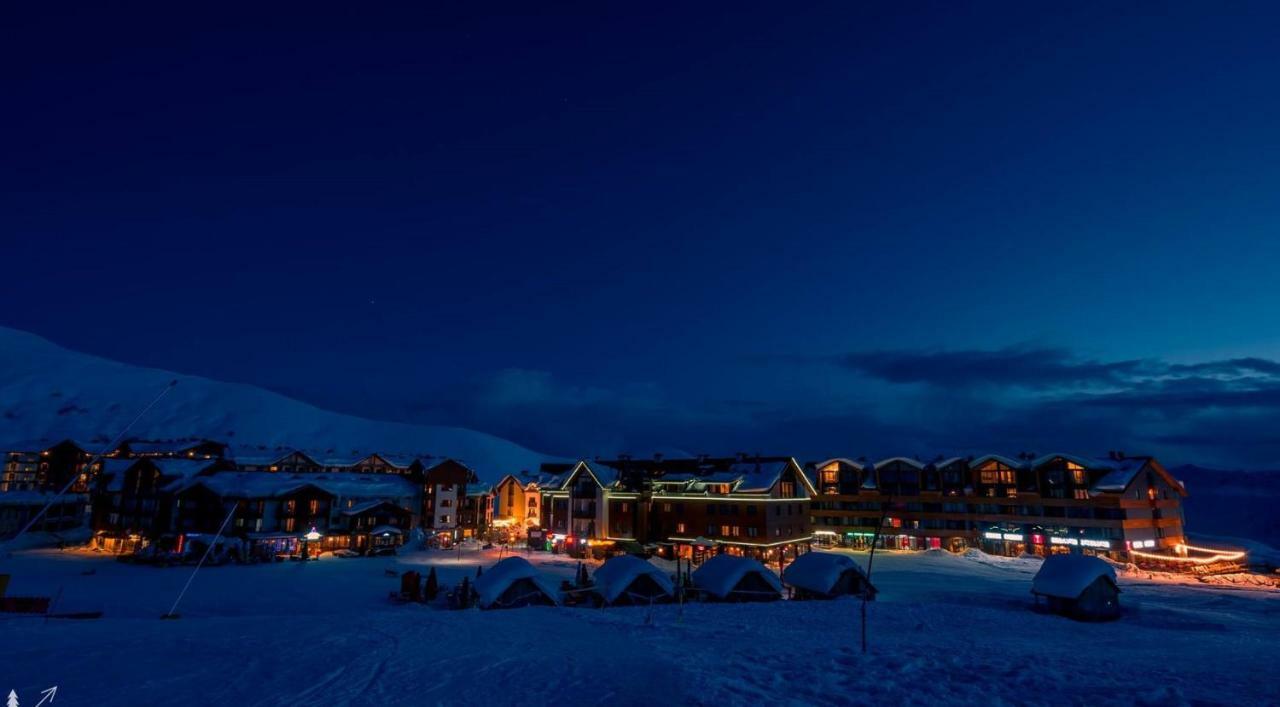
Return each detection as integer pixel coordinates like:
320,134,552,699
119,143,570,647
1002,533,1024,541
1050,537,1079,546
1080,539,1110,549
983,532,1003,540
984,531,1023,541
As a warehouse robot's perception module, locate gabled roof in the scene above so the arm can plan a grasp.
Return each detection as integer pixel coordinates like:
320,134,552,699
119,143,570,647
1031,554,1118,599
180,473,330,499
341,499,408,516
815,457,867,470
969,454,1028,470
1029,453,1110,471
592,555,675,604
873,456,926,470
782,552,873,596
100,458,222,492
474,557,561,608
231,448,321,467
692,554,783,599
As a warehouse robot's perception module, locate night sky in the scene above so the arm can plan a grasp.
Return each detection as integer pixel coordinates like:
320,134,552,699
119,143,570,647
5,3,1280,466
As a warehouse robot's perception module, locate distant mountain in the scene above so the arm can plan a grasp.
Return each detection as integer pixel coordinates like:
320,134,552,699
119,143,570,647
1168,464,1280,547
0,326,557,481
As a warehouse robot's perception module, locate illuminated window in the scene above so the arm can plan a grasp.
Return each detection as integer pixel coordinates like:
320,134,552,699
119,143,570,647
822,470,837,483
720,525,731,536
676,522,686,533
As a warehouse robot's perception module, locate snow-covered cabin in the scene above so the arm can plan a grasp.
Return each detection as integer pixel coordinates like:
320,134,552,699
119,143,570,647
473,557,561,609
1031,554,1121,621
692,554,783,602
782,552,877,601
591,555,675,606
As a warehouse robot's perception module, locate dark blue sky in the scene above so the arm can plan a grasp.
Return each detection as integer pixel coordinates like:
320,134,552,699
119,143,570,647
5,3,1280,466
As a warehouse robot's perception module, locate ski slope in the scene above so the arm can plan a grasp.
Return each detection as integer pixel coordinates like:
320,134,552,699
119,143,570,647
1,547,1276,706
0,326,556,480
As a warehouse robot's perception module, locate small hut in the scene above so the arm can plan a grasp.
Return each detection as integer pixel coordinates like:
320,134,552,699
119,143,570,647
692,554,782,602
1031,554,1121,621
474,557,561,610
783,552,877,600
591,555,675,607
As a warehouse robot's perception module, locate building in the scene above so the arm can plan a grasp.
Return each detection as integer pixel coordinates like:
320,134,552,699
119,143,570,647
0,492,88,538
808,452,1189,562
421,459,477,540
535,456,816,562
116,438,228,460
91,457,229,552
1,439,100,493
492,473,542,534
231,449,324,473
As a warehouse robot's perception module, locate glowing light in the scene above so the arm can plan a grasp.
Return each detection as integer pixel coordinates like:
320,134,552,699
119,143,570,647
304,527,322,541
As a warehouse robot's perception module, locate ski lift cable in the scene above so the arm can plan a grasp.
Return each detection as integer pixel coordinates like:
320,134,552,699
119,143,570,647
163,501,238,619
2,379,179,552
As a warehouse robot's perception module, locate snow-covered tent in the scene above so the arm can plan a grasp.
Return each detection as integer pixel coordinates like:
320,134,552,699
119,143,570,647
782,552,877,601
1031,554,1121,621
591,555,675,607
473,557,561,609
692,554,783,602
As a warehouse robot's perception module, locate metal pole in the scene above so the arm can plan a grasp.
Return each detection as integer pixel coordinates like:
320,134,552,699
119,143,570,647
163,501,237,619
862,489,894,654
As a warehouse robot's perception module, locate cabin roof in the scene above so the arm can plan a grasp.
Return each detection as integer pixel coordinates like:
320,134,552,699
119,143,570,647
692,554,783,599
1031,554,1119,599
474,556,561,608
592,555,674,603
782,551,873,595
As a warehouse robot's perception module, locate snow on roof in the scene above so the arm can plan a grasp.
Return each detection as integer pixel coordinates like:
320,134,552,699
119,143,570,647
816,458,867,470
873,456,925,470
473,556,561,608
782,552,870,595
591,555,675,604
125,439,221,454
931,457,964,469
101,458,222,492
692,554,783,599
0,491,88,506
1090,458,1151,493
970,454,1028,469
1031,554,1118,599
730,461,792,493
1030,453,1111,470
368,525,402,536
182,472,326,499
341,499,398,516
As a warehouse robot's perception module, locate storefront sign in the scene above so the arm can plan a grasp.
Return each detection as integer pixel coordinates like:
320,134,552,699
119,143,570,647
1049,536,1079,546
1080,539,1111,549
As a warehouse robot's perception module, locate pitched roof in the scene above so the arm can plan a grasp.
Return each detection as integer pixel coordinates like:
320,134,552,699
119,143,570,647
692,554,783,599
473,556,561,608
1031,554,1118,599
782,552,872,596
591,555,674,604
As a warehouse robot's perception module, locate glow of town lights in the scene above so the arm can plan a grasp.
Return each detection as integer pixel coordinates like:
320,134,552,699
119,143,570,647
1129,548,1246,564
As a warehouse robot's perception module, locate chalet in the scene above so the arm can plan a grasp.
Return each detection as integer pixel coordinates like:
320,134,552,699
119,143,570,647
333,500,412,554
422,459,478,541
1031,553,1121,621
473,557,561,609
91,457,228,552
0,492,87,538
492,474,542,536
117,438,228,460
808,451,1190,562
174,473,336,559
0,439,100,493
231,448,323,473
692,554,783,602
461,484,492,539
782,551,876,601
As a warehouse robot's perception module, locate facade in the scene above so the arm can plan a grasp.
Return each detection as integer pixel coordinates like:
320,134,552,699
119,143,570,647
0,492,87,537
91,457,229,552
422,459,477,539
0,439,100,493
537,456,816,562
117,438,228,460
808,452,1188,562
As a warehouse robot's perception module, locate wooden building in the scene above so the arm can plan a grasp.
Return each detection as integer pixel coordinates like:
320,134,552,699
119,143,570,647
90,457,229,552
1,439,100,493
422,459,479,541
1031,553,1121,621
808,452,1189,562
117,438,228,460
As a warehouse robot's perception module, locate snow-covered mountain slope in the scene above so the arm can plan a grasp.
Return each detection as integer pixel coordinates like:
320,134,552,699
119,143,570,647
0,326,557,480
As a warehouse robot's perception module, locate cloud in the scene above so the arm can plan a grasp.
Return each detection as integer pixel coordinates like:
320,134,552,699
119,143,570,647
833,346,1280,467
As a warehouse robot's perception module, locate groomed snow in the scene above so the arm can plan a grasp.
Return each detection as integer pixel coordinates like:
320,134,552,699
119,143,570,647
1,546,1278,705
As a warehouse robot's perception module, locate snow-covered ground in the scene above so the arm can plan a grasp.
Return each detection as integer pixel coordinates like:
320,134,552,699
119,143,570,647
2,546,1276,706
